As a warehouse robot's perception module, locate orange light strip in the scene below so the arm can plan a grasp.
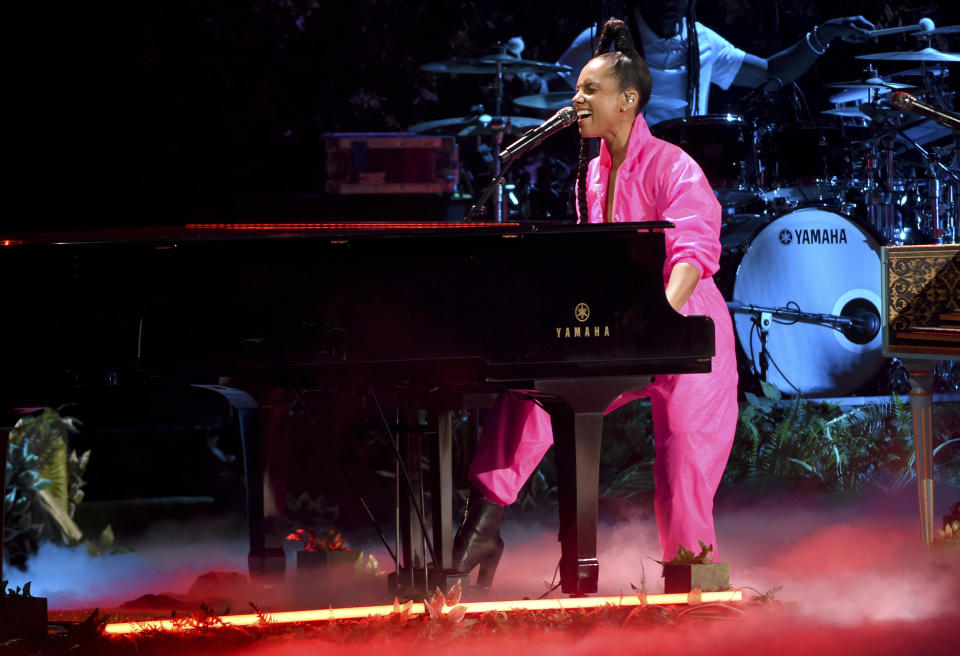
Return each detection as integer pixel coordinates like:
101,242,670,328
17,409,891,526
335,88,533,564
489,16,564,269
185,222,519,231
102,590,742,634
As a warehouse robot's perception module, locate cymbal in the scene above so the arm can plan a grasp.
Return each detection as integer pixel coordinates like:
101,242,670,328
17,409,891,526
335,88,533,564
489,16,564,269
513,92,572,110
856,47,960,62
828,89,877,104
422,54,573,76
824,77,914,90
886,66,949,78
513,91,687,112
822,107,872,120
926,24,960,35
408,115,543,137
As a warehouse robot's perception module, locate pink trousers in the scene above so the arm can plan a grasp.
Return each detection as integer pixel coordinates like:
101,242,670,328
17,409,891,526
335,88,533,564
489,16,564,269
468,279,738,561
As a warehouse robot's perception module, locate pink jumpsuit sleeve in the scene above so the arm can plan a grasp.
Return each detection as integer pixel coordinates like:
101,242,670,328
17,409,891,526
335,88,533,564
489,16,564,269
655,149,723,278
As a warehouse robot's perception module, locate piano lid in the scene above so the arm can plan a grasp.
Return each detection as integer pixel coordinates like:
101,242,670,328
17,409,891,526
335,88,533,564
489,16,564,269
1,221,676,247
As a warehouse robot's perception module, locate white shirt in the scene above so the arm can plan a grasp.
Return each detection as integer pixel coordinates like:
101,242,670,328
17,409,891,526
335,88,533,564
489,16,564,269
557,18,746,126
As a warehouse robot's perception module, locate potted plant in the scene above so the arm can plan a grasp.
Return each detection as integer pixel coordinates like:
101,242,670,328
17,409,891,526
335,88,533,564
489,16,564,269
286,528,360,570
1,581,47,641
658,541,729,594
931,516,960,558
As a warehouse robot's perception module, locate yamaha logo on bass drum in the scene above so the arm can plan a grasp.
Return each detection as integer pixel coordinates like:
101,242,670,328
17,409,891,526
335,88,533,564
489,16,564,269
556,302,611,339
779,227,849,245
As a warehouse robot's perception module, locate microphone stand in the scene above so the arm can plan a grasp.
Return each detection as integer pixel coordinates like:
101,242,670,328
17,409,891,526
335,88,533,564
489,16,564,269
727,301,881,380
465,158,515,220
727,301,877,333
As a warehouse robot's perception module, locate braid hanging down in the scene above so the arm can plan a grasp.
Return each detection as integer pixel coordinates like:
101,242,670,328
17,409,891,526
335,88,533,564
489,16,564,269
685,1,701,117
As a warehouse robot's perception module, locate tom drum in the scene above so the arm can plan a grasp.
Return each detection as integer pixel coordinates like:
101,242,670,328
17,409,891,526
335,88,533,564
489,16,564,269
651,114,758,206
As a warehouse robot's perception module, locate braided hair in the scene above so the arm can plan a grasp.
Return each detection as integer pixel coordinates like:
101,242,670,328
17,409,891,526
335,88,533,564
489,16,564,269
684,1,700,117
575,19,651,223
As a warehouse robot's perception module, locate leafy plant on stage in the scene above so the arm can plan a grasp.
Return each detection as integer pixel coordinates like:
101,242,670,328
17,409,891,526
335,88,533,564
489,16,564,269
721,383,943,493
656,540,715,566
938,520,960,541
4,409,89,568
600,401,656,501
2,579,34,598
4,437,48,569
421,578,467,635
84,524,129,558
516,469,558,512
285,527,350,551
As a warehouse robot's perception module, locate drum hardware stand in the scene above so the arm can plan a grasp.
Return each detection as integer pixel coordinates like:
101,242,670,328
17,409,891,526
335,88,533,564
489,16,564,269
891,126,960,244
492,55,506,222
756,310,772,381
464,46,513,222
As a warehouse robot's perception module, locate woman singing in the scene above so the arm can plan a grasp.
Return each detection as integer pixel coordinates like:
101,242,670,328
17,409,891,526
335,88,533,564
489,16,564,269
450,18,738,590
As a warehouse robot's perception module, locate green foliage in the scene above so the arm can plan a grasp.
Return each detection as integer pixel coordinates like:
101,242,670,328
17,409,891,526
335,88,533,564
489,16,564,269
515,469,557,512
4,408,89,570
657,540,715,565
600,401,656,500
84,524,133,557
3,580,33,597
9,409,85,513
475,391,958,513
4,437,49,569
723,386,929,494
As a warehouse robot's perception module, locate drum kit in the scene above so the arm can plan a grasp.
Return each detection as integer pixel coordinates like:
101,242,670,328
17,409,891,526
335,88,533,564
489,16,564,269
714,34,959,397
413,32,959,397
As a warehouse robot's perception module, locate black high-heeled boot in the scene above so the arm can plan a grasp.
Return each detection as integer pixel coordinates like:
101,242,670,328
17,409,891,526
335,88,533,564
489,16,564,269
450,494,504,589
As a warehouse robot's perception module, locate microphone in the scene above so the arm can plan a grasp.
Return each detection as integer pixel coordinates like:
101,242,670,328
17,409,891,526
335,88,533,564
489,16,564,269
499,106,577,163
892,92,960,133
727,299,880,344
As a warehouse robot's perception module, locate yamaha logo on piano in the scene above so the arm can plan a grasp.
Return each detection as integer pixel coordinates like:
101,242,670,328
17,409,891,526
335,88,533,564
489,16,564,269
556,303,611,339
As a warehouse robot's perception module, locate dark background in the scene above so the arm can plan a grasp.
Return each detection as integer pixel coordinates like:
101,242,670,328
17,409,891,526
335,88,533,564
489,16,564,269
16,0,959,231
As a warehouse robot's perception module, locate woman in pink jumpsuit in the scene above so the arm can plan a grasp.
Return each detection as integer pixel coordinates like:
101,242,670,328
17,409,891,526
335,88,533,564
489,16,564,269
451,19,738,588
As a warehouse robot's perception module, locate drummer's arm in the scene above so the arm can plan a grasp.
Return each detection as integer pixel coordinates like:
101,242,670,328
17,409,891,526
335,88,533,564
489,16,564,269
731,16,875,88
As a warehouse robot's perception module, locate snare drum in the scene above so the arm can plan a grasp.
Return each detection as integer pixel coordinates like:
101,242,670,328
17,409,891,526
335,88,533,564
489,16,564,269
721,207,884,396
651,114,758,206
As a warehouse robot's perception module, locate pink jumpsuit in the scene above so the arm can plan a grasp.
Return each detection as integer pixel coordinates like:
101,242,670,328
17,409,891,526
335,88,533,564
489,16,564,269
469,114,739,560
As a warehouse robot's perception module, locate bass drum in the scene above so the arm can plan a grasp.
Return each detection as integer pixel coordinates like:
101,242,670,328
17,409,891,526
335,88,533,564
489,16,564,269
723,208,884,396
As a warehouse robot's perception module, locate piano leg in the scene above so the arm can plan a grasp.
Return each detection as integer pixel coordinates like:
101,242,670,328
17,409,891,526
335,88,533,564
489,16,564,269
524,377,652,596
431,411,454,570
193,385,286,578
397,424,426,579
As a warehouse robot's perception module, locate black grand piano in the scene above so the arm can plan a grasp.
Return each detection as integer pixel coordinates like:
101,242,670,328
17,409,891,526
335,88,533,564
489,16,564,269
1,221,714,596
